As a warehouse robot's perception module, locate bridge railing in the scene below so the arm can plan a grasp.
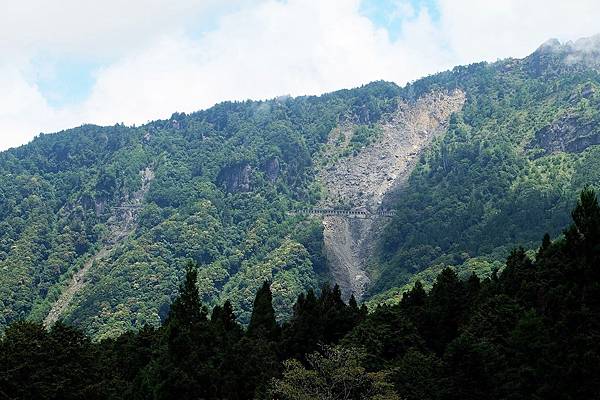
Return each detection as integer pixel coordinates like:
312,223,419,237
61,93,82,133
95,204,144,217
288,208,396,219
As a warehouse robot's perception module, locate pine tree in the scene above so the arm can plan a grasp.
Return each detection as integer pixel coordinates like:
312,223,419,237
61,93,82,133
349,294,359,310
281,290,319,360
225,282,280,399
318,284,356,343
566,186,600,256
539,233,551,254
424,268,467,354
166,262,207,326
247,281,279,340
572,187,600,243
158,262,212,399
401,280,427,309
211,300,240,334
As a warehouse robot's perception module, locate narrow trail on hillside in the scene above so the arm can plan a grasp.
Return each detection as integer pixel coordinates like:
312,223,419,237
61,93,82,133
317,91,466,300
44,167,154,327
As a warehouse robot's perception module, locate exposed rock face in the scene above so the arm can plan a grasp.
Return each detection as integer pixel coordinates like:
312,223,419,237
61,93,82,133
529,113,600,157
318,90,466,299
264,157,280,182
526,35,600,75
217,163,252,193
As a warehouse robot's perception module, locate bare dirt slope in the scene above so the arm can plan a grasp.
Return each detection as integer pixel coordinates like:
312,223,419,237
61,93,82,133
44,167,154,327
318,90,465,299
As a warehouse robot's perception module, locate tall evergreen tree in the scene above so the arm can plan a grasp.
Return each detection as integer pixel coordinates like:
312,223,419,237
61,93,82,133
538,233,552,256
569,186,600,248
145,261,214,400
401,280,427,309
211,300,242,335
247,281,279,340
166,262,207,326
281,290,319,360
423,268,467,354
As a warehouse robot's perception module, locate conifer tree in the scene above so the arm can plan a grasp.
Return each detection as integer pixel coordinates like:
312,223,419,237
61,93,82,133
566,186,600,259
223,282,281,399
281,290,319,360
156,262,212,399
424,268,467,353
247,281,279,340
166,262,207,326
539,233,551,255
571,186,600,243
401,280,427,309
211,300,240,334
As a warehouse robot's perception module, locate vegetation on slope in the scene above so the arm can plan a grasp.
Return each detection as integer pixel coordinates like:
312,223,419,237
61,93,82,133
0,82,400,336
1,189,599,399
3,38,600,335
374,42,600,295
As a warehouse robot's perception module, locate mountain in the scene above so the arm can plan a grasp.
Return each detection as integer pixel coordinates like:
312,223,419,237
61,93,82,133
2,188,599,399
1,36,600,337
0,84,401,338
370,34,600,300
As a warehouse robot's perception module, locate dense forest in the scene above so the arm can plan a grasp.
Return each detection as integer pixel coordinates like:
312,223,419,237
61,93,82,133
1,188,599,399
2,37,600,338
0,83,400,337
372,39,600,298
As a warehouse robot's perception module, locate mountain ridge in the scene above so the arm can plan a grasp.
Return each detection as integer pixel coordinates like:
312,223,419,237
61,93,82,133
2,35,600,337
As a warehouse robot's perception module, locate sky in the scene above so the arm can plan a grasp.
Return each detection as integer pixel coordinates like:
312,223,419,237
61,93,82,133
1,0,600,151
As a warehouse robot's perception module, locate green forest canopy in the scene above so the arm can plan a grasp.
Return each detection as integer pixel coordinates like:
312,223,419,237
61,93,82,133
1,188,599,399
1,41,600,338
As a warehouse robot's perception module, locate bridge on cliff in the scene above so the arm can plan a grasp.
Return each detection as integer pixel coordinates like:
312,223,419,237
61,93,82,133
102,205,396,220
112,205,144,211
95,205,144,216
288,208,396,219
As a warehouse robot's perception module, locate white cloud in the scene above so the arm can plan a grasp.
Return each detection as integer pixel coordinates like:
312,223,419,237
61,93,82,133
78,0,411,124
1,0,600,150
437,0,600,63
0,0,226,58
0,64,78,149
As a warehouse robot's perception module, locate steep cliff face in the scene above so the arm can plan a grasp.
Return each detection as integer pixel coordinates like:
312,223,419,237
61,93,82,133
217,162,253,193
317,90,466,299
264,157,280,182
529,114,600,157
525,82,600,158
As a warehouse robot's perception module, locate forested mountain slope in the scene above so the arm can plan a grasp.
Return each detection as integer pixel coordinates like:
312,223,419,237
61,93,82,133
0,84,400,338
2,188,599,399
371,35,600,299
2,36,600,337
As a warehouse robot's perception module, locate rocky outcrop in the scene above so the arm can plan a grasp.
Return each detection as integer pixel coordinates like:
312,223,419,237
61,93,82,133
528,113,600,157
264,157,280,182
526,35,600,76
318,90,466,299
217,163,252,193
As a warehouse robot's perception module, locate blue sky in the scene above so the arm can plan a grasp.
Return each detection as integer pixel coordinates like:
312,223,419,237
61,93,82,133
361,0,440,40
1,0,599,150
34,57,100,108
